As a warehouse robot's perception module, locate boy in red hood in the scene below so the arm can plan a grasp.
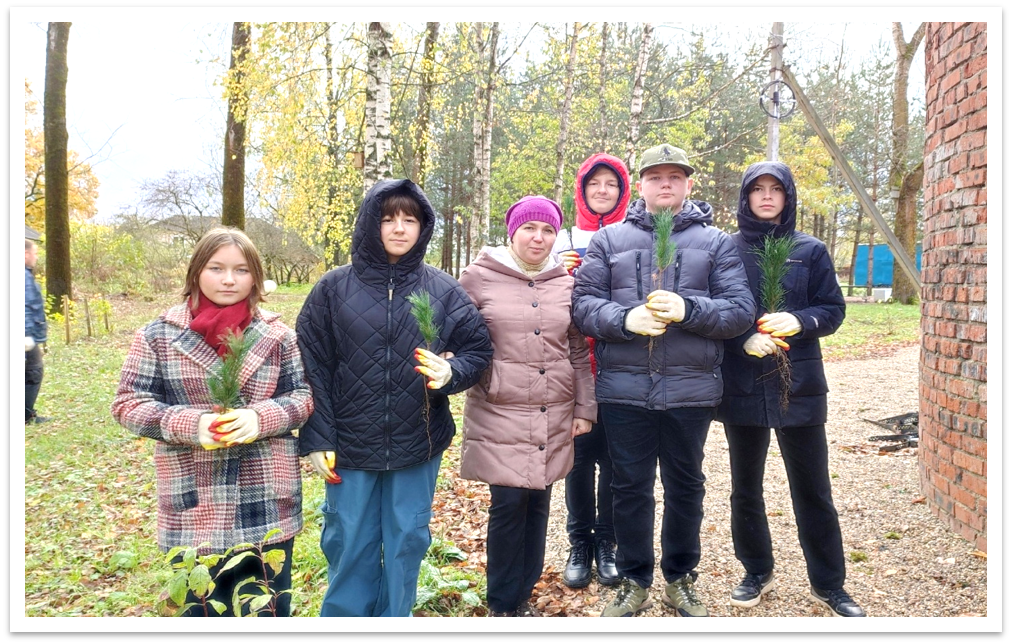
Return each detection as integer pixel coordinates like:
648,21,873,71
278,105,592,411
552,153,630,589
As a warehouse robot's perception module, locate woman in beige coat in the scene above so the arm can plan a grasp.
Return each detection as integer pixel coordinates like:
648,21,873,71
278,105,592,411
459,195,597,616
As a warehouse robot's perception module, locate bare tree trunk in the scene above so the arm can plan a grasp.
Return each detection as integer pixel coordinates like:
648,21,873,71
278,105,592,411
597,23,609,150
624,23,653,172
44,22,71,315
222,22,249,230
470,22,485,257
889,21,926,304
470,22,498,255
324,25,340,270
552,23,580,204
363,22,393,194
412,22,440,188
480,23,499,247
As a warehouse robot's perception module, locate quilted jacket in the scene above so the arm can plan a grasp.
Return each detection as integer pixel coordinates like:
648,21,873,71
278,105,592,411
572,197,756,410
296,179,493,470
458,247,596,490
111,305,313,554
716,161,846,428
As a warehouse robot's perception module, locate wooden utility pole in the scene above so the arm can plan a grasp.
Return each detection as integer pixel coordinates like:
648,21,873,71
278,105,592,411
766,22,784,162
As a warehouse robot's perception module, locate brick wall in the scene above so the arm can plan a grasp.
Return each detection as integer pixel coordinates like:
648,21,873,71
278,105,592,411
920,22,987,552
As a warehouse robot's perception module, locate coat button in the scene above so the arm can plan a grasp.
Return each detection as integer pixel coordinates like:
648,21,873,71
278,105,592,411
539,368,545,374
534,329,541,335
528,281,535,287
540,406,547,412
538,444,546,451
532,301,538,307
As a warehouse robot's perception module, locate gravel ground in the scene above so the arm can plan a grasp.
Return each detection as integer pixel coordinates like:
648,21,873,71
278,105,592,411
541,345,988,618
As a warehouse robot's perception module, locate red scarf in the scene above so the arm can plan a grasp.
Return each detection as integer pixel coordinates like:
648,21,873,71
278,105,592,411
189,291,253,357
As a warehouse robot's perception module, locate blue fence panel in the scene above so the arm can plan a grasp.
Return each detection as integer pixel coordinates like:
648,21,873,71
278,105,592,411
852,243,922,287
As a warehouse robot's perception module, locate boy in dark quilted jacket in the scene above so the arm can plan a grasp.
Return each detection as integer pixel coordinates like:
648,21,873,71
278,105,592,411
296,179,492,616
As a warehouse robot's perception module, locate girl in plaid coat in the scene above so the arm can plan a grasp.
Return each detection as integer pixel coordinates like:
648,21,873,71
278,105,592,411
112,228,313,616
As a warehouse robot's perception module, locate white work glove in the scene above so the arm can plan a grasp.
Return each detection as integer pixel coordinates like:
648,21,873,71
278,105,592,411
743,332,789,358
197,413,227,450
309,450,342,484
645,289,686,323
414,347,453,389
571,418,593,439
757,311,802,337
624,304,668,336
25,336,35,352
212,408,261,446
559,250,582,275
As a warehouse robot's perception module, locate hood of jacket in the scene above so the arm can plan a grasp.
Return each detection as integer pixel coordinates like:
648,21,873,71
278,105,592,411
352,178,436,282
626,196,714,234
736,161,798,243
575,153,631,231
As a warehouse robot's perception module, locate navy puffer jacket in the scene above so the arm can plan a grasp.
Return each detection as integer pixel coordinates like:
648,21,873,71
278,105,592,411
296,179,493,469
716,162,846,429
572,197,755,410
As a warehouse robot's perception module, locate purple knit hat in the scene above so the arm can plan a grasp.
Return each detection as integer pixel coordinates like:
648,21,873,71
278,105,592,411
505,195,563,240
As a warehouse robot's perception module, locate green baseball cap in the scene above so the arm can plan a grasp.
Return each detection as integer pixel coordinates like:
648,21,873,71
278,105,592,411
638,144,695,177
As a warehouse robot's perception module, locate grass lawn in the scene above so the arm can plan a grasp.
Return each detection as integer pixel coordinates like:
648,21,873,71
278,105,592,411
20,289,919,617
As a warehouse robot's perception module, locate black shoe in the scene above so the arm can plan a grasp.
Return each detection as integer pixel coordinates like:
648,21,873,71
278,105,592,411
563,541,593,588
595,539,620,586
729,571,775,608
26,415,50,424
810,587,867,617
488,608,516,617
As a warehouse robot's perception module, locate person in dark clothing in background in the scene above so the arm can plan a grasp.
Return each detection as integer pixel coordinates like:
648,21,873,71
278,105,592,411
25,239,48,424
716,161,865,617
296,179,492,617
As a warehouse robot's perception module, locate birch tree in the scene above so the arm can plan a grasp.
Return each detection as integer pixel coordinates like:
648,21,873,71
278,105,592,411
363,22,393,194
552,22,580,204
624,23,653,172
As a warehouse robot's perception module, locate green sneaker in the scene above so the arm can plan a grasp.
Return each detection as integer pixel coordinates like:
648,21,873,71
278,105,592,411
601,579,653,617
663,574,708,617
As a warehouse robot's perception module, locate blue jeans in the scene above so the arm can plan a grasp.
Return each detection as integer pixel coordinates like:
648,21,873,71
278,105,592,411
600,404,713,588
564,421,614,545
319,452,443,616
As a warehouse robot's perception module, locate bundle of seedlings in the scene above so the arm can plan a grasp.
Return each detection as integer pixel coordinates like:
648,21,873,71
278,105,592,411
206,329,255,433
408,290,441,459
647,209,676,364
752,234,799,412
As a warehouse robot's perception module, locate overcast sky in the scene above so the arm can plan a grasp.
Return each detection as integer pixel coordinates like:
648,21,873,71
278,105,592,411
14,8,963,225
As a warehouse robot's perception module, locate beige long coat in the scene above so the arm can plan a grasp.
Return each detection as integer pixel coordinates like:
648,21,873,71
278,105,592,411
458,247,597,490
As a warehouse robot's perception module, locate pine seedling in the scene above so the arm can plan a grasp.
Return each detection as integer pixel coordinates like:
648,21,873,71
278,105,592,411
648,209,677,363
408,290,441,458
751,234,799,411
206,329,254,413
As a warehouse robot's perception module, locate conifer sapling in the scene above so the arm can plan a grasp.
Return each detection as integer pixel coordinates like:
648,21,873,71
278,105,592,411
752,234,799,411
648,209,677,363
408,290,441,459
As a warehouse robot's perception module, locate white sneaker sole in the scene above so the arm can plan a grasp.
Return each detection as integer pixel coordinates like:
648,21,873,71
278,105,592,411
729,579,775,608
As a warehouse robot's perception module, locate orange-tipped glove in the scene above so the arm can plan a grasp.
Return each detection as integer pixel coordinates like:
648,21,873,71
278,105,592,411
757,311,802,337
210,409,260,446
645,289,686,323
559,250,582,274
743,332,789,358
309,451,342,484
414,347,453,389
197,413,227,450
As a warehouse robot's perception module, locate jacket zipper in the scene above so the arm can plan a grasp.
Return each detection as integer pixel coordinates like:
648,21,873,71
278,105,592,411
673,250,681,292
635,251,643,300
384,269,394,470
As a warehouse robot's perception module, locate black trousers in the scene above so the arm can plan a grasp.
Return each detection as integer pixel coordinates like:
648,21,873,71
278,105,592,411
724,423,846,590
600,404,712,588
564,421,615,546
177,538,295,617
25,345,44,421
485,484,552,613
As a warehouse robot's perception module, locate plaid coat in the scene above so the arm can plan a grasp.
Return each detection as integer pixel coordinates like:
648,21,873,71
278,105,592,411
111,303,313,554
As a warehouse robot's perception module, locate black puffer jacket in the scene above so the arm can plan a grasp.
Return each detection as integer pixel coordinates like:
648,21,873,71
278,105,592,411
572,197,755,410
716,161,846,429
296,179,493,469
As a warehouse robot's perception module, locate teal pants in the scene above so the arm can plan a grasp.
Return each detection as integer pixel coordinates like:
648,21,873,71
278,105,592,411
319,452,443,616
